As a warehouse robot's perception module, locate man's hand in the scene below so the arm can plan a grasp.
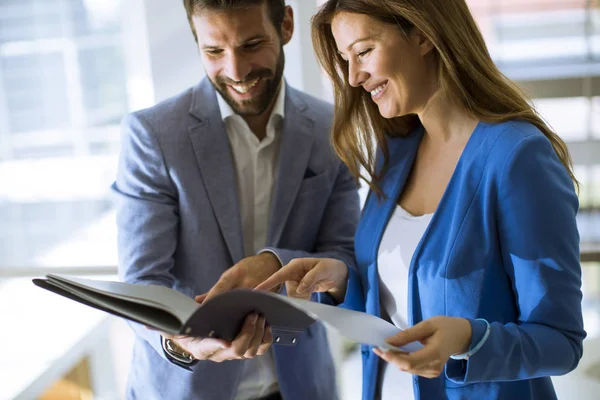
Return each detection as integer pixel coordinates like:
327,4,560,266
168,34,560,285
162,313,273,362
167,252,279,363
196,252,282,303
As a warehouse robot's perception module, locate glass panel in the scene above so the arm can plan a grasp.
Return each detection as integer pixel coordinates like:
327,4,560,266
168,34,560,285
467,0,596,66
78,46,128,127
532,97,592,141
1,52,71,133
593,97,600,139
70,0,122,37
0,0,125,270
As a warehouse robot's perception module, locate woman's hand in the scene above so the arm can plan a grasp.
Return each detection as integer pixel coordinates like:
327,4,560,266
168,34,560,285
255,257,349,302
373,316,472,378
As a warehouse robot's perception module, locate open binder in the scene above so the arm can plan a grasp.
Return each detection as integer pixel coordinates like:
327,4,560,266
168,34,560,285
33,274,422,352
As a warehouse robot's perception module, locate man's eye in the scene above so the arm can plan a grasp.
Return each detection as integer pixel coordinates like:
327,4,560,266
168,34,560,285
205,49,223,56
244,41,262,50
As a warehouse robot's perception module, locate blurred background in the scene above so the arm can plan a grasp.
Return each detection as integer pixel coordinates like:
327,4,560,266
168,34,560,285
0,0,599,399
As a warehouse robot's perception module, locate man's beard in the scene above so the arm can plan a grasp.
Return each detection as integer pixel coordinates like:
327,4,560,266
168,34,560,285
211,49,285,117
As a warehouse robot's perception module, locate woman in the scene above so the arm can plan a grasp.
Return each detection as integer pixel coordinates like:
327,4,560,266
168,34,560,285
257,0,586,399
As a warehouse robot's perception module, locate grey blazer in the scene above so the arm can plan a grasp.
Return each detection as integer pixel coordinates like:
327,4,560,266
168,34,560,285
112,78,360,400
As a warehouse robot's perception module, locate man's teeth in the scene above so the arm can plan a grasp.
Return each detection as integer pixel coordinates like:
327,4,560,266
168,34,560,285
231,78,260,94
370,83,386,96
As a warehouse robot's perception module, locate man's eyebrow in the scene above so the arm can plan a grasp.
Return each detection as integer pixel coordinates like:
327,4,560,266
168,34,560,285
242,34,267,43
201,34,267,50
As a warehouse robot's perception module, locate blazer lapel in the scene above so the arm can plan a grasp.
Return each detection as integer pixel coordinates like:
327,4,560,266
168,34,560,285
356,127,424,266
188,79,244,263
267,86,315,246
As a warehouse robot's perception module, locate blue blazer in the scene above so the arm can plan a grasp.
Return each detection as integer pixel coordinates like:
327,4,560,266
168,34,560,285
342,121,586,400
113,78,360,400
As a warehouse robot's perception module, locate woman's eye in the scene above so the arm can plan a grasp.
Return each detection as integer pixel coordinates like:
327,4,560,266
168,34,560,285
357,49,372,58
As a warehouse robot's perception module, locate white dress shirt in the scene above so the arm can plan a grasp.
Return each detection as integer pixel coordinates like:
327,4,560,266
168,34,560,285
216,84,285,400
377,205,433,400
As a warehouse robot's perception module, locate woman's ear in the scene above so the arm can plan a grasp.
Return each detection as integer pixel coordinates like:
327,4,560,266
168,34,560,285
414,29,434,56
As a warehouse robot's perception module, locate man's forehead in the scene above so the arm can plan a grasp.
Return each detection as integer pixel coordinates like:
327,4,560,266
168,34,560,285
191,5,272,40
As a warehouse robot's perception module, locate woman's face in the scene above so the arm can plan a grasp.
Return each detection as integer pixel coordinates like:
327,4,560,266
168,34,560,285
331,12,435,119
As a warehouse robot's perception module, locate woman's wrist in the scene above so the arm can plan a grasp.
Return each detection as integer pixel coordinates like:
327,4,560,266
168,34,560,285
450,318,490,360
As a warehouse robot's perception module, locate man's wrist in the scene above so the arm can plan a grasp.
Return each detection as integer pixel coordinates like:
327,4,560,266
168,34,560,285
161,335,198,369
258,249,283,271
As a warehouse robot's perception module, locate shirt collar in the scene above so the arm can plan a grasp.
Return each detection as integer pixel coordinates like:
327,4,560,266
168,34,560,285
216,81,286,123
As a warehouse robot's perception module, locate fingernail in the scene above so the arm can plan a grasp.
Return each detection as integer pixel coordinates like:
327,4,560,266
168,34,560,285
296,284,308,294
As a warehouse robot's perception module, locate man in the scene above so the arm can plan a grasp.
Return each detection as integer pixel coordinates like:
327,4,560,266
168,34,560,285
112,0,360,399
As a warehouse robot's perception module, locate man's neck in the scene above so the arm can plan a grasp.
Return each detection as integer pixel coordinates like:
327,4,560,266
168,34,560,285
243,112,271,141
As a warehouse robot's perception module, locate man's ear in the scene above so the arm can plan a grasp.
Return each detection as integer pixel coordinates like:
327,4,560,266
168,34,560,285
281,5,294,45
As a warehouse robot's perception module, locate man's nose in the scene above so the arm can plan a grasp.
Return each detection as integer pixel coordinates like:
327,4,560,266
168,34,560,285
224,52,252,83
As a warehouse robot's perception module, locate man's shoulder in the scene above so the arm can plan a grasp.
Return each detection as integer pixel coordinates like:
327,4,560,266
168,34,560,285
287,87,334,148
290,87,334,123
123,79,215,134
126,86,196,127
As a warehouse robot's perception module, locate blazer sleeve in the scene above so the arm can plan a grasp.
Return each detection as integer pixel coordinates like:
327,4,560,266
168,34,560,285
262,160,361,305
447,133,586,384
111,113,192,358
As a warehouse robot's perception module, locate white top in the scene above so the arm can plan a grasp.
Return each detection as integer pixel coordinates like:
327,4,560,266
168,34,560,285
216,84,286,400
377,205,433,400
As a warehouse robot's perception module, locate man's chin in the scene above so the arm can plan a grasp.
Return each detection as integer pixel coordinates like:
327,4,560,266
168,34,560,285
221,91,268,116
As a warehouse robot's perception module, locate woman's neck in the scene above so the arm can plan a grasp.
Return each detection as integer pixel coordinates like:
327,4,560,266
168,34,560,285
417,91,479,144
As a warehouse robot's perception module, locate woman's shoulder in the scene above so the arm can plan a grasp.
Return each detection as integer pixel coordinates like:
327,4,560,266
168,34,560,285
483,119,546,150
480,119,554,169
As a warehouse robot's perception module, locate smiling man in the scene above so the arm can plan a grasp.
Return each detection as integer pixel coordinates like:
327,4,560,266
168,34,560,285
112,1,360,399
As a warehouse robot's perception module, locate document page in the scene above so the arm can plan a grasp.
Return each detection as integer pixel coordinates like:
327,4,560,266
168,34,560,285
281,296,423,352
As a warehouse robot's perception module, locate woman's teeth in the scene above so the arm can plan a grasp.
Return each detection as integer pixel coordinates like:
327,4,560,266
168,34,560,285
231,78,260,94
371,83,386,96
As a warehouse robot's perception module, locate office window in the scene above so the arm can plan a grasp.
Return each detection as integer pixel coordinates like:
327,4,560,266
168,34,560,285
469,0,600,321
0,0,130,270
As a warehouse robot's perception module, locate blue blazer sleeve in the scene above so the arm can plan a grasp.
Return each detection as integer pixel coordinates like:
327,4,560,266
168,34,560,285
448,134,586,383
112,113,193,358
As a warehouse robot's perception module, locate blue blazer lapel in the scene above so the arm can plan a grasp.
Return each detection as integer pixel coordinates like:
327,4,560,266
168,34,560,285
188,79,244,263
356,127,424,268
353,127,423,319
267,85,316,246
417,122,488,258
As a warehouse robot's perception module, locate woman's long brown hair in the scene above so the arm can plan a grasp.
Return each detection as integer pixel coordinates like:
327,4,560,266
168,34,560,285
312,0,579,195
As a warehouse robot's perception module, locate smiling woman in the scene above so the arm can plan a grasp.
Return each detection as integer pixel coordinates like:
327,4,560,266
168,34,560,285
254,1,588,399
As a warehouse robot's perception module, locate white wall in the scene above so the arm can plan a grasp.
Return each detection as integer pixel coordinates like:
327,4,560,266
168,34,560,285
283,1,324,98
142,0,204,104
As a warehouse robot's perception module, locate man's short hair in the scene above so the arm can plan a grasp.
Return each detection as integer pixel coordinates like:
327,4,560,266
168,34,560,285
182,0,286,42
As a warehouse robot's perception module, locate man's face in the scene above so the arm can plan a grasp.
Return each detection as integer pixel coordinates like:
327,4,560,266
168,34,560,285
192,4,293,116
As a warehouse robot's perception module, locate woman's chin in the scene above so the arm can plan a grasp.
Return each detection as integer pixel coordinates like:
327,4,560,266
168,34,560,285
377,105,398,119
